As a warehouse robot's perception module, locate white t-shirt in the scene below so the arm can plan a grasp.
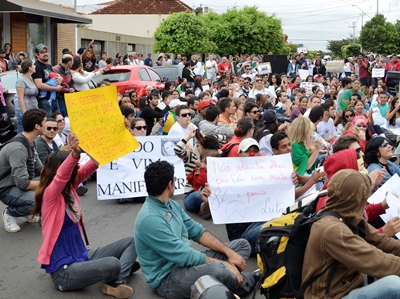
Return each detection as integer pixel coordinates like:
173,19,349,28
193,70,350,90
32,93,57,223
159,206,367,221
248,88,276,100
259,133,273,156
241,73,256,83
206,60,217,75
168,122,198,147
316,118,337,139
194,62,204,76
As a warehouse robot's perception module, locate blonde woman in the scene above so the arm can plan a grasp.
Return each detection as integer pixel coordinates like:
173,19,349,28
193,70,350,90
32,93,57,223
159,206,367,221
289,117,321,176
248,78,276,104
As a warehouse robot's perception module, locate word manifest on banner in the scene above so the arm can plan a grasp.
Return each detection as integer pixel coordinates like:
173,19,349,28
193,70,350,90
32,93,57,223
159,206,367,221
65,85,139,166
207,155,295,224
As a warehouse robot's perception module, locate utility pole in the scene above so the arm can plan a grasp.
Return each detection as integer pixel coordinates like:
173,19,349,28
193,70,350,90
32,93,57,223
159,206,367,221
377,0,379,14
348,22,356,43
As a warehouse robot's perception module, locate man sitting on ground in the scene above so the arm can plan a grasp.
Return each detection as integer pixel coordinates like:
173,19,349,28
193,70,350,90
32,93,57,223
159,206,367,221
135,161,257,298
198,106,234,138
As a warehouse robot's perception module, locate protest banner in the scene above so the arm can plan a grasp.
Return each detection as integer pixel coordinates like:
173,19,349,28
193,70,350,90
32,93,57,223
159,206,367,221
257,62,272,75
97,136,186,200
300,82,324,96
65,86,139,166
325,61,343,73
372,68,385,78
368,174,400,238
207,154,295,224
298,69,310,81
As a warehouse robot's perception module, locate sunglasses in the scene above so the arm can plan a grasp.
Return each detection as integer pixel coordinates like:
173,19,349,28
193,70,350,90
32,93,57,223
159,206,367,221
46,127,58,131
180,113,191,117
134,126,147,130
356,124,367,128
381,141,390,148
250,110,259,114
57,118,65,123
131,94,137,97
344,114,354,119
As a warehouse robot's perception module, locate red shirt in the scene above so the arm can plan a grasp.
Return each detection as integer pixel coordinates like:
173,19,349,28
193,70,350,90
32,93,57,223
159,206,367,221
218,62,231,76
358,58,369,79
385,61,400,72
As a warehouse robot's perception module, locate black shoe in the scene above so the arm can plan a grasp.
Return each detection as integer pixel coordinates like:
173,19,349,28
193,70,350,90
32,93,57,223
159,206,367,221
76,185,88,196
130,261,141,275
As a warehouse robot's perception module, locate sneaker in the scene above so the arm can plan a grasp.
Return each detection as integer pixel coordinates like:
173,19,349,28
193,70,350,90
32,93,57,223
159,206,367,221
76,185,88,196
24,214,40,223
130,261,141,275
252,269,261,282
2,208,21,233
102,282,134,299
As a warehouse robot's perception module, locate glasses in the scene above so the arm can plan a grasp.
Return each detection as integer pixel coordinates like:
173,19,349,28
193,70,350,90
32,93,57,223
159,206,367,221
250,110,259,114
46,127,58,131
131,94,137,97
355,147,362,154
39,50,48,54
57,118,65,123
344,114,354,119
180,113,191,117
244,82,249,84
134,126,147,130
356,124,367,128
381,141,390,148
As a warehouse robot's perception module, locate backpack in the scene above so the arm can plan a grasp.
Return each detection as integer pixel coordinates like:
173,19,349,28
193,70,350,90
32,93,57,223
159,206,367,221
220,143,239,157
256,129,271,142
254,197,343,299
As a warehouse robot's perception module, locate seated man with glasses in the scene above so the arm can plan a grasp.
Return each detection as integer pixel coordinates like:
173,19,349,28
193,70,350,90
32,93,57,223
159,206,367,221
168,105,197,149
36,118,60,164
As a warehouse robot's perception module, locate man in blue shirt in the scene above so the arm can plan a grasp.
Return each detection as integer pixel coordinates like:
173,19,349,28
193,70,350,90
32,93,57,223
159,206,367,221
134,161,257,298
144,53,153,67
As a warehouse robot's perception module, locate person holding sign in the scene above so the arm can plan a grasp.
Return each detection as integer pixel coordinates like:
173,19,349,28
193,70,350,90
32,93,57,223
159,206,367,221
33,134,137,299
135,160,258,299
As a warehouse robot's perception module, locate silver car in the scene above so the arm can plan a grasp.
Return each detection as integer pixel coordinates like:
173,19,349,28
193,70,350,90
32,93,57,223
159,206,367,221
0,70,20,131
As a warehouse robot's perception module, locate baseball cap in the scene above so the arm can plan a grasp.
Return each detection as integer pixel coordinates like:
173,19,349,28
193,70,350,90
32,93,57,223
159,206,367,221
169,99,185,108
263,102,275,110
238,138,259,153
35,44,48,54
313,74,322,79
77,47,85,55
298,88,306,93
197,101,212,111
62,48,72,55
262,110,277,124
0,49,5,54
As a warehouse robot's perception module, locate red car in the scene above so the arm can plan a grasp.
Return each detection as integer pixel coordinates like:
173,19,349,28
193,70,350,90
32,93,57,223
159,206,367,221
92,65,165,98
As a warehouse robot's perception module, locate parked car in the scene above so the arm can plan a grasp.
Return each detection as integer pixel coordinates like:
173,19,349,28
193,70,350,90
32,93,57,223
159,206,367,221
0,70,19,133
153,65,184,87
92,65,165,98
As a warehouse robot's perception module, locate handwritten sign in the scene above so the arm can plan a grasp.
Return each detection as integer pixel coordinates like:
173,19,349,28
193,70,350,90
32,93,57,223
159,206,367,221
65,86,139,166
325,61,343,73
368,174,400,238
97,136,186,200
257,62,272,75
372,68,385,78
297,47,307,54
207,154,295,224
300,82,324,96
298,69,310,81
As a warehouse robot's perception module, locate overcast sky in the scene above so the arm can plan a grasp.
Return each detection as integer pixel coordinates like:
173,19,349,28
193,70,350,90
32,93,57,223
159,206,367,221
78,0,400,51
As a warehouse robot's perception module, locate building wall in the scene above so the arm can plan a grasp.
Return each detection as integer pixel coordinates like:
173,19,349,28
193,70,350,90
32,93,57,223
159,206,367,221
77,27,155,60
55,23,76,62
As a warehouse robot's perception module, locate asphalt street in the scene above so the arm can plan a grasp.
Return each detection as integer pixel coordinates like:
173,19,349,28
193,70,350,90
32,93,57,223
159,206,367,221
0,180,261,299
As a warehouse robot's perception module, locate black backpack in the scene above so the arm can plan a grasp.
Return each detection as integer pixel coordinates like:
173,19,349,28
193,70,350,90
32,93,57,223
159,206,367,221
254,195,345,299
256,129,271,142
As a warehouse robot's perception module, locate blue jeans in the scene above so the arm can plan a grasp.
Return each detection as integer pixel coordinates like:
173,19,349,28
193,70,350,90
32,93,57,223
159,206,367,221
156,239,255,299
15,109,23,134
38,99,60,116
342,275,400,299
51,236,137,291
0,176,39,217
58,99,68,117
183,191,203,213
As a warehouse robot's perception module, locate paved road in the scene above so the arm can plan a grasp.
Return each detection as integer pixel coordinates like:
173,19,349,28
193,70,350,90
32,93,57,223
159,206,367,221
0,180,261,299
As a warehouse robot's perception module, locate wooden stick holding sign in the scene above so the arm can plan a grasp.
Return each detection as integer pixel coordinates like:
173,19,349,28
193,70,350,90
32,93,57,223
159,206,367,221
65,85,139,166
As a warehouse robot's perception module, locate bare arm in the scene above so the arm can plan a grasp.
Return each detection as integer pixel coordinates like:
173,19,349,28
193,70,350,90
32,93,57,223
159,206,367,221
16,86,27,113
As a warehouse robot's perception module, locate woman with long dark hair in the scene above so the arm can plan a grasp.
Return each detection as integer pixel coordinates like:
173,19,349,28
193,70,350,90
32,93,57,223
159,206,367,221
193,77,203,96
33,134,138,298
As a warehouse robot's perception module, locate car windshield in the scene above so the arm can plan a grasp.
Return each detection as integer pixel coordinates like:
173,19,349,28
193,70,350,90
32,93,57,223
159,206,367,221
154,68,178,81
0,71,20,91
92,70,130,84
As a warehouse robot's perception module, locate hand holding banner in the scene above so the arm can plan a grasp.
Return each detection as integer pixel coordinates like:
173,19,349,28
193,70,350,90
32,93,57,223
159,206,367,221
65,86,139,166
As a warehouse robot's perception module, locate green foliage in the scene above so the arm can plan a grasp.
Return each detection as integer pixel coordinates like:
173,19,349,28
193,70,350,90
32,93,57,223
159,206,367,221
327,39,351,57
306,50,325,59
286,43,300,55
153,12,216,55
342,44,361,58
199,6,285,55
359,14,400,54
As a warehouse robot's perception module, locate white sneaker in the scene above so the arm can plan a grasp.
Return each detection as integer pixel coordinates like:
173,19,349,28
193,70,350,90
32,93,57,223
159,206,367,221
2,208,21,233
24,214,40,223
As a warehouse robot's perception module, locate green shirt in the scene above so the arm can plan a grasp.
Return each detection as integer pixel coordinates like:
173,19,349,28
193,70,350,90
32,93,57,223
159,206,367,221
338,89,364,111
291,142,316,176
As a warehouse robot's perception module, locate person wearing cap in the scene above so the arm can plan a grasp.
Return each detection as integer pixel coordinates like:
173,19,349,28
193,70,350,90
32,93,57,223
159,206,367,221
191,99,212,127
168,105,198,148
0,48,8,72
80,41,97,72
144,53,153,67
198,106,234,138
62,48,72,55
32,44,63,115
160,96,183,135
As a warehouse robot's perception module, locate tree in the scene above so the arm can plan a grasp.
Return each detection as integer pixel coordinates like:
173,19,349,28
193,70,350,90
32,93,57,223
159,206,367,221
359,14,400,54
327,39,351,57
200,6,286,55
153,12,216,55
342,44,361,58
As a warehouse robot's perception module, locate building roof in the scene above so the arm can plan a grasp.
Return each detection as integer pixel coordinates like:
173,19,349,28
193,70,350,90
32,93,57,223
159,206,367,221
91,0,192,15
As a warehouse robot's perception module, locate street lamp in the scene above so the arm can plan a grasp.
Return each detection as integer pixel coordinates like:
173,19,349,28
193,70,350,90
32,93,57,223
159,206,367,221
352,4,372,27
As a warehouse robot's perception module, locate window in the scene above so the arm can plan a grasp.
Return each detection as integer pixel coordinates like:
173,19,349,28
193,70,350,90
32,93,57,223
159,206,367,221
138,68,151,81
92,70,130,85
148,68,162,82
27,15,44,61
127,44,136,52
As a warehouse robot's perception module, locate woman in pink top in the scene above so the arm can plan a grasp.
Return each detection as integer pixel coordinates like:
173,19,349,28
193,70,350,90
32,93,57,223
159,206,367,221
32,134,138,299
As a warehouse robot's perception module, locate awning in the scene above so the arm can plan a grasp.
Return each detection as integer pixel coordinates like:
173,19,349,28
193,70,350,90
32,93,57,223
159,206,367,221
2,0,92,24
